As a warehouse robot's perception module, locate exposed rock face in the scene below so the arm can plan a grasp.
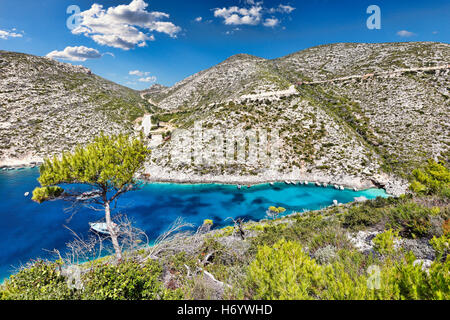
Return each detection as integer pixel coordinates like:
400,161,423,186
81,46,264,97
144,42,449,191
0,51,153,165
1,42,449,195
146,53,291,110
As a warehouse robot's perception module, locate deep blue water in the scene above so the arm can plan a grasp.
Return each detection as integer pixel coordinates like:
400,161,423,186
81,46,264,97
0,167,387,281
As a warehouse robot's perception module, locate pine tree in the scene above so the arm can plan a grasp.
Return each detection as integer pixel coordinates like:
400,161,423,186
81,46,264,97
32,133,150,261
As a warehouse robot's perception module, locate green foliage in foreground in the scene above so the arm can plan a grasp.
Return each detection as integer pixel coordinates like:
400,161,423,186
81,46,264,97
0,259,182,300
342,198,447,239
410,159,450,198
0,260,74,300
372,229,399,256
246,239,449,300
81,260,183,300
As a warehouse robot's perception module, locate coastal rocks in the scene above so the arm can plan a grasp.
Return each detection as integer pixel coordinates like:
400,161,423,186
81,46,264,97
398,238,436,261
347,230,379,254
413,259,433,271
144,164,386,194
372,174,409,197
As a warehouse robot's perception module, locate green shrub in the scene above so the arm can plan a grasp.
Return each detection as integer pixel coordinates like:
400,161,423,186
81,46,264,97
430,234,449,261
203,219,213,225
81,259,181,300
246,239,450,300
373,229,399,256
386,202,433,238
342,205,384,229
246,239,324,299
410,159,450,197
266,206,286,220
0,260,76,300
389,252,450,300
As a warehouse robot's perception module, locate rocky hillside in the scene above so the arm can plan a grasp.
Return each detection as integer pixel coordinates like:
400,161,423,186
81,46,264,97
143,53,291,110
144,42,449,191
0,50,154,165
1,43,448,193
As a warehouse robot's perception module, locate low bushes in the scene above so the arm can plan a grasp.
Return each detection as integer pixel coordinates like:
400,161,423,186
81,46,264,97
0,259,182,300
410,159,450,198
0,260,75,300
245,239,450,300
372,229,399,256
343,199,447,239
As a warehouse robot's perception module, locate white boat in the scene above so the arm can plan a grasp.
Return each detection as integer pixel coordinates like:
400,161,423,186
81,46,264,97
89,222,118,235
89,222,109,235
270,182,274,186
237,185,242,189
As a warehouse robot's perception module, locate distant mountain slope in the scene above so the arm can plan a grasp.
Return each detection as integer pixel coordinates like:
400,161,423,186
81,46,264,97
1,42,448,191
274,42,450,175
0,50,154,165
273,42,450,81
146,53,291,110
145,42,449,186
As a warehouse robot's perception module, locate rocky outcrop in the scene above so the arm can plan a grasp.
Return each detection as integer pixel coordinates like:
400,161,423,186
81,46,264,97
144,42,449,193
0,50,153,165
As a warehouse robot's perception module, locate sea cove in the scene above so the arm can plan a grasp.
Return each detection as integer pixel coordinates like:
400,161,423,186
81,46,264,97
0,167,387,281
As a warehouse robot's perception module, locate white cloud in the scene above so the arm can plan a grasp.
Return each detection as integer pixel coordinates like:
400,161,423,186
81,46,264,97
263,18,279,27
129,70,156,82
72,0,181,50
276,4,295,14
213,2,294,27
46,46,102,61
0,29,23,40
214,5,263,26
138,76,157,83
195,17,202,22
129,70,150,76
397,30,415,37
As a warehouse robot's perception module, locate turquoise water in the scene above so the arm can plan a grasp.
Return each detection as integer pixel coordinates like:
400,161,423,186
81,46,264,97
0,167,387,281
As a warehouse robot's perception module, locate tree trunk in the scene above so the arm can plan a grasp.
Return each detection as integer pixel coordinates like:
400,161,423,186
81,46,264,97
105,201,122,261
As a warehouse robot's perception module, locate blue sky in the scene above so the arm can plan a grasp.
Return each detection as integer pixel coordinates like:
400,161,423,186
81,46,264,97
0,0,448,90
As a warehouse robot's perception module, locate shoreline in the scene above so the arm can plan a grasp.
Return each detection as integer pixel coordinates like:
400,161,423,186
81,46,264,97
142,165,409,197
0,161,409,197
